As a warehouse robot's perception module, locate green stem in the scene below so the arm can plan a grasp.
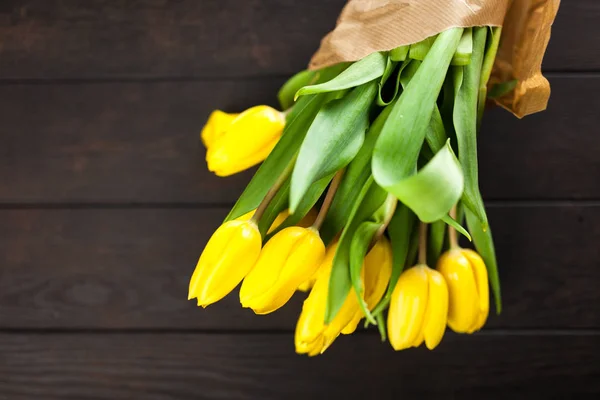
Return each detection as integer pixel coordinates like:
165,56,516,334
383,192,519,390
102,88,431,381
478,27,502,129
418,222,428,265
251,160,295,224
448,205,459,248
312,169,344,231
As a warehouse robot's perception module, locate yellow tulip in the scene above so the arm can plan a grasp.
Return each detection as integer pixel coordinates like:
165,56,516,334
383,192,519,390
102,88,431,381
437,248,489,333
297,277,316,292
200,110,239,148
188,220,262,307
206,105,285,176
295,242,361,356
341,237,393,334
388,265,449,351
240,227,325,314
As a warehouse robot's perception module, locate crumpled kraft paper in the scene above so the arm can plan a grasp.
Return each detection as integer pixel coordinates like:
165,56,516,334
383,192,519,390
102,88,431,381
309,0,561,118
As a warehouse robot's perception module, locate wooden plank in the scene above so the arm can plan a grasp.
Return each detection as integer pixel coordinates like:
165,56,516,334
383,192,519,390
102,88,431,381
0,79,276,204
1,333,598,399
1,205,598,330
1,76,599,203
0,0,596,80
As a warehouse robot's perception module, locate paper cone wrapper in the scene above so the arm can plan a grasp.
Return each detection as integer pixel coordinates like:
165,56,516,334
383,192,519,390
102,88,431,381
309,0,561,118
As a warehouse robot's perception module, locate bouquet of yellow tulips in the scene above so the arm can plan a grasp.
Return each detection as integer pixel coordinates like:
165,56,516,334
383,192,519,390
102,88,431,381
188,0,560,355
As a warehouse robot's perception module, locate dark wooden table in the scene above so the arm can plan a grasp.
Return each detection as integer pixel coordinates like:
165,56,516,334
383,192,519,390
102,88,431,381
1,1,599,399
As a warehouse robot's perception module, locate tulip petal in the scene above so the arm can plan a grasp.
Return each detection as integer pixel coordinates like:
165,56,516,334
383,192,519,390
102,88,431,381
423,268,449,350
387,266,428,351
206,106,285,176
200,110,238,148
240,227,325,314
371,204,417,316
340,311,362,335
437,249,479,333
189,221,261,307
462,249,490,332
363,237,393,309
295,244,338,349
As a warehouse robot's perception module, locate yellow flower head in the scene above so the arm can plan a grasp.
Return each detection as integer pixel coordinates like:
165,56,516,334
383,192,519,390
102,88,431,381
240,227,325,314
206,105,285,176
341,237,393,335
295,241,361,356
200,110,239,148
188,220,262,307
437,248,489,333
388,264,449,351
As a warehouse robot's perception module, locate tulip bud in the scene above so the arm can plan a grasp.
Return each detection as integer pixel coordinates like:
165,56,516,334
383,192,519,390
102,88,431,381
341,237,393,334
437,248,489,333
206,105,285,176
295,242,361,356
388,265,449,351
240,227,325,314
188,220,262,307
200,110,239,148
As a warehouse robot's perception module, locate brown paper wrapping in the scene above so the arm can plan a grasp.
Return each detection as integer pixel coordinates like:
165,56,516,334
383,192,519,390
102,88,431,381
309,0,561,118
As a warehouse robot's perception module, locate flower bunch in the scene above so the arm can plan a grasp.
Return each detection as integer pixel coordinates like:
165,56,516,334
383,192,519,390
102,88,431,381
189,27,509,355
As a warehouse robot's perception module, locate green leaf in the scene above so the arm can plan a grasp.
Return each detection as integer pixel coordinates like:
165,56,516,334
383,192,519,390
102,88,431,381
399,58,419,88
405,227,420,268
375,311,387,341
409,34,437,60
465,207,502,314
373,28,464,221
371,203,416,316
326,177,387,324
397,60,447,153
441,214,471,241
278,70,317,110
257,179,290,236
376,56,398,106
349,221,381,324
380,55,396,85
290,81,377,212
427,106,447,153
295,52,387,99
478,27,502,127
441,75,457,143
410,31,471,66
452,27,488,230
390,45,409,61
428,219,446,265
320,103,394,244
452,28,473,66
381,141,465,222
377,59,411,106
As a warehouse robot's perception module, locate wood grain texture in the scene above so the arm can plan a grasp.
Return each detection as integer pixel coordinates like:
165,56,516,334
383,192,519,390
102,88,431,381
0,0,596,80
1,333,599,399
1,205,598,330
1,76,599,203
